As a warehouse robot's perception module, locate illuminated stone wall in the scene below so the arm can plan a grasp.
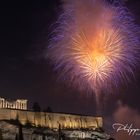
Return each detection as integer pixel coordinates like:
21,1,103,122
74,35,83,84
0,109,102,129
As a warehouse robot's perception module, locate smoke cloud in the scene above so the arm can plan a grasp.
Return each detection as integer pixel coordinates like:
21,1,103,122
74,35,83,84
108,101,140,140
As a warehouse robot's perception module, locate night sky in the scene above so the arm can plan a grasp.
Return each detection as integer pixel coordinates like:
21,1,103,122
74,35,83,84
0,0,140,117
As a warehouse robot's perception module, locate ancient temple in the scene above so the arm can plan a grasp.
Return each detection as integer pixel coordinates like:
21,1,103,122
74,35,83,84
0,97,27,110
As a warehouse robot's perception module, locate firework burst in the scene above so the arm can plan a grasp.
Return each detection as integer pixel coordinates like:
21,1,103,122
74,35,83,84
47,0,140,93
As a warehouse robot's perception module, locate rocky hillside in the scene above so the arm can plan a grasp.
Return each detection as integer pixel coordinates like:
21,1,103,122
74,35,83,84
0,120,114,140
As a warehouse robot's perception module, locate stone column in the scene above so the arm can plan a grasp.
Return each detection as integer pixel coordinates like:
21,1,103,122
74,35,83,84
4,101,6,108
2,100,4,108
22,102,24,109
23,103,25,110
21,102,23,109
4,100,5,108
18,102,20,109
16,102,18,109
20,102,22,109
21,103,23,109
0,100,1,108
17,101,20,109
24,100,27,110
19,102,21,109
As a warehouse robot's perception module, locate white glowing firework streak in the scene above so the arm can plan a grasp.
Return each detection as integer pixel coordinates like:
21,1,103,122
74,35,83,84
47,0,140,114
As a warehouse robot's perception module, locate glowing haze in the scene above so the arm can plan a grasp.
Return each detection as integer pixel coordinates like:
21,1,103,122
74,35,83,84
47,0,140,93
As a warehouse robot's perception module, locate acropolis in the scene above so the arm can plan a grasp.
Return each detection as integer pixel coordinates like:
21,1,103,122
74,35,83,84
0,97,108,140
0,97,102,129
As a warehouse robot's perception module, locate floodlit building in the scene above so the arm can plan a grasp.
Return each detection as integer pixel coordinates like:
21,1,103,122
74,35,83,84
0,97,27,110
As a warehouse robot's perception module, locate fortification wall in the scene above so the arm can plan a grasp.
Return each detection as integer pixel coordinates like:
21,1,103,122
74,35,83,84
0,109,102,129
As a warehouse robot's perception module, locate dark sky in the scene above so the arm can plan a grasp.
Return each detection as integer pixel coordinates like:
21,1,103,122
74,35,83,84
0,0,140,116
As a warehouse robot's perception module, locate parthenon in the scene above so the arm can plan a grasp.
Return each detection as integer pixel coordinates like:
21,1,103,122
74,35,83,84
0,97,27,110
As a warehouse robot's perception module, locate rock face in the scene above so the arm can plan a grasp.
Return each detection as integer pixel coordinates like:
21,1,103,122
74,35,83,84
0,121,111,140
0,121,18,140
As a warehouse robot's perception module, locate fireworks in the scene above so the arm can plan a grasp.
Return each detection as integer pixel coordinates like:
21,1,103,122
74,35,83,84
47,0,140,93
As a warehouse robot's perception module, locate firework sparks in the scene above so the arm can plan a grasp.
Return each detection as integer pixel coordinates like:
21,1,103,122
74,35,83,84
47,0,140,93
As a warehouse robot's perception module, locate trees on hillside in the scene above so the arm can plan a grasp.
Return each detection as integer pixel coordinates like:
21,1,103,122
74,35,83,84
43,106,53,113
32,102,41,112
15,124,24,140
18,124,24,140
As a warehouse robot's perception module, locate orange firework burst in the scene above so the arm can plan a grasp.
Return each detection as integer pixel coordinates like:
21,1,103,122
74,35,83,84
71,27,123,91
